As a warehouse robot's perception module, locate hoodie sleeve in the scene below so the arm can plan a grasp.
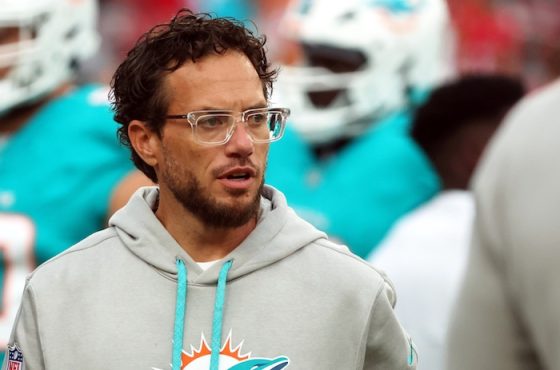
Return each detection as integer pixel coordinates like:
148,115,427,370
446,81,560,370
361,279,417,370
2,281,45,370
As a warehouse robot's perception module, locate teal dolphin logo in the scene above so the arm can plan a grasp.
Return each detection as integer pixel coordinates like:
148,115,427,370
368,0,425,13
155,332,291,369
229,356,290,370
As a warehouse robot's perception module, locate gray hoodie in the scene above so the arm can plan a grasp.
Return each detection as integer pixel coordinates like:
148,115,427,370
446,79,560,370
4,186,416,370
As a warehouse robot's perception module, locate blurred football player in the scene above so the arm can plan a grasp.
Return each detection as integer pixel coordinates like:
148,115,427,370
369,74,525,370
266,0,454,257
0,0,150,360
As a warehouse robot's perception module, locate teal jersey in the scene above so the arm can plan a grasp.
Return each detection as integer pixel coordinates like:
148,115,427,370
198,0,255,21
266,111,440,258
0,85,134,352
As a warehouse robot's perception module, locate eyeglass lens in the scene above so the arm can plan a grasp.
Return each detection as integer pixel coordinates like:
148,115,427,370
195,111,283,143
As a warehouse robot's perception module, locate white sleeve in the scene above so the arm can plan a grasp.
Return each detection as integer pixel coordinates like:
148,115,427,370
362,279,417,370
3,280,45,370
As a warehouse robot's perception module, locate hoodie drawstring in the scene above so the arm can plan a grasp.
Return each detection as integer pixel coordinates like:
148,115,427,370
210,260,233,370
172,258,233,370
172,259,188,370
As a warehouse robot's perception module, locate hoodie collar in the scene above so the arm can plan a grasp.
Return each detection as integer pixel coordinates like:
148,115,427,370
109,185,326,284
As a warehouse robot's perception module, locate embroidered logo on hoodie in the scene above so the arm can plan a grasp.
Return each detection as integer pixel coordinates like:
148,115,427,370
154,332,290,369
7,343,24,370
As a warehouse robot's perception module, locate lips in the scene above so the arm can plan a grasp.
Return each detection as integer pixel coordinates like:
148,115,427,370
217,166,257,180
215,166,258,192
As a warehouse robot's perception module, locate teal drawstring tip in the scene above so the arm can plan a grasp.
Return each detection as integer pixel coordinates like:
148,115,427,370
209,260,233,370
172,259,187,370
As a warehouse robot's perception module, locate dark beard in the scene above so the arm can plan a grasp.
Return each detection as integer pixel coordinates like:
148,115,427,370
161,155,263,229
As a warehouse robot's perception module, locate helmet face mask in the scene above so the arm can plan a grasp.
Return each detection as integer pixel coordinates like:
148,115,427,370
0,0,99,116
0,26,33,71
302,43,366,108
276,0,453,144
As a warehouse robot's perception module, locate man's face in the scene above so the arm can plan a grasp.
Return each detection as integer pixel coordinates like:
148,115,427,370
0,27,20,79
155,51,269,228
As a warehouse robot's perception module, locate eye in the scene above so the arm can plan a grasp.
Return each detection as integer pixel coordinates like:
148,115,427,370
197,115,229,129
247,112,268,126
0,27,19,44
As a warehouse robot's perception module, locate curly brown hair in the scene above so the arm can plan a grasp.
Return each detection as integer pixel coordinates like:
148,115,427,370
110,9,278,182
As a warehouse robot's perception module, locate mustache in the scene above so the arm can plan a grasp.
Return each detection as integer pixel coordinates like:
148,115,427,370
211,159,260,177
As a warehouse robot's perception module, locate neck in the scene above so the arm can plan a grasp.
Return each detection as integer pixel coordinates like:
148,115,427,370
1,84,73,134
439,170,468,191
1,101,44,135
155,187,257,263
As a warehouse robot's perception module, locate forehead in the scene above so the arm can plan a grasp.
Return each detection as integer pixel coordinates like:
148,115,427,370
164,51,266,110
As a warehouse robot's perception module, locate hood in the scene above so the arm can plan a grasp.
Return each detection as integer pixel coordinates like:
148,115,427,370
108,185,326,284
109,185,327,370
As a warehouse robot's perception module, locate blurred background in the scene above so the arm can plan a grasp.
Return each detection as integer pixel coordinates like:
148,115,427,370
83,0,560,90
2,1,559,367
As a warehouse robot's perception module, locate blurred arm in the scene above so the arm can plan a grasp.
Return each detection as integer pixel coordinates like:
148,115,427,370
107,170,153,219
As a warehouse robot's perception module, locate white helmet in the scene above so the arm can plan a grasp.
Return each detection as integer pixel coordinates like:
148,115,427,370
0,0,99,115
276,0,454,144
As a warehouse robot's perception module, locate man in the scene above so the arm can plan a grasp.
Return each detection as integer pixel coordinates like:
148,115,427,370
0,0,149,362
3,10,417,370
446,78,560,370
368,74,525,370
266,0,454,257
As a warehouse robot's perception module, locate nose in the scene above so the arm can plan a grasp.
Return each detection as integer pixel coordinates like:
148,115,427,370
224,121,254,157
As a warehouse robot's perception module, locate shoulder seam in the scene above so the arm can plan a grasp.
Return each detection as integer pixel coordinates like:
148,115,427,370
313,239,382,272
25,284,48,367
28,229,119,278
354,276,385,368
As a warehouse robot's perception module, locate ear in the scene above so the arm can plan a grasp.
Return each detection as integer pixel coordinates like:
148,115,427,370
128,120,161,167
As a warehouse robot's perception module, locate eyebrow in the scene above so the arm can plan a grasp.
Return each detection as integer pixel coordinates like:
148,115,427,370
196,103,269,112
245,103,269,110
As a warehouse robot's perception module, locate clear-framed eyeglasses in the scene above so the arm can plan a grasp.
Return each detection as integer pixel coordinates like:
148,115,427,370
165,107,290,145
